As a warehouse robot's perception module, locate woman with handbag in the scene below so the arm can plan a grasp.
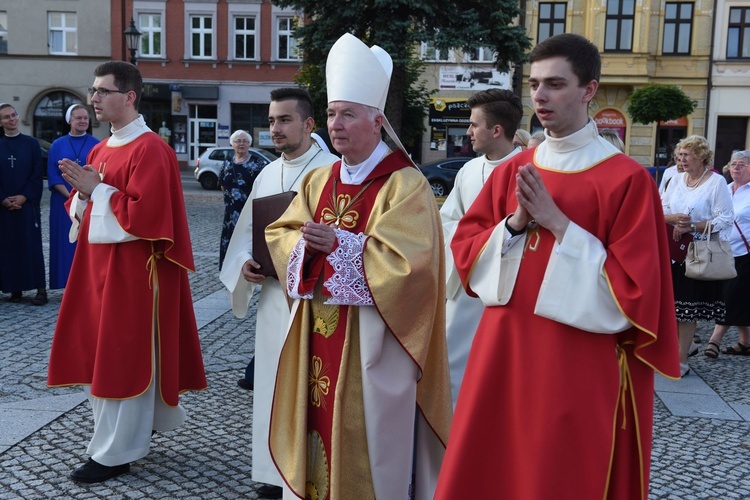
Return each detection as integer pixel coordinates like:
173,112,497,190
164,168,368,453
662,135,733,377
704,150,750,358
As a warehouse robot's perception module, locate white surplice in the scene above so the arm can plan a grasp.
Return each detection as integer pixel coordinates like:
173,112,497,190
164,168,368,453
440,149,519,408
468,121,631,333
220,144,338,485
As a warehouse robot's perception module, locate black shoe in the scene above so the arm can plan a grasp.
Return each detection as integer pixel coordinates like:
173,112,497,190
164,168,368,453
237,377,253,391
8,292,22,303
257,484,283,499
69,458,130,483
32,290,48,306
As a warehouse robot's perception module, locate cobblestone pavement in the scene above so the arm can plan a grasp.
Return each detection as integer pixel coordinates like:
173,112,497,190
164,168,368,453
1,174,749,499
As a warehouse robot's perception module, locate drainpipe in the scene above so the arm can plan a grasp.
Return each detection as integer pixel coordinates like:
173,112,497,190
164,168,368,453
513,0,528,100
704,0,718,138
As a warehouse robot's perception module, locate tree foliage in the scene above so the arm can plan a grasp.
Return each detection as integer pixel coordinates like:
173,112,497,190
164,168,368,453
626,84,697,125
276,0,531,150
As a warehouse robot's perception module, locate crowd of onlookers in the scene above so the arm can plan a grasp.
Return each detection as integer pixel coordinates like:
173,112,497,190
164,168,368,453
660,136,750,376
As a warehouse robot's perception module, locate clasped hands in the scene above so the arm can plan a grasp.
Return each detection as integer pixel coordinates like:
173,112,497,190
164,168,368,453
59,158,101,199
670,213,693,241
1,194,26,210
507,163,570,242
301,222,336,255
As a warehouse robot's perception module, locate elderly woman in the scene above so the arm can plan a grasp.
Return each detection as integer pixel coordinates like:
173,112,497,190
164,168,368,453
513,129,530,150
218,130,269,269
527,130,545,149
704,150,750,358
662,135,733,377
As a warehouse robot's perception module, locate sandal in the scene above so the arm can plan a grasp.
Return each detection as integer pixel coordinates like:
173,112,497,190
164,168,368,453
721,342,750,356
688,342,699,357
704,341,720,359
32,291,48,306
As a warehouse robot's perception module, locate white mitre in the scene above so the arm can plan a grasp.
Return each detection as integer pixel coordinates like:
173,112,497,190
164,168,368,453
325,33,414,165
326,33,392,111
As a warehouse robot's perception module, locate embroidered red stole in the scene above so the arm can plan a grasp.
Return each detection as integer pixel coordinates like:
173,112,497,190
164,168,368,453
301,150,413,498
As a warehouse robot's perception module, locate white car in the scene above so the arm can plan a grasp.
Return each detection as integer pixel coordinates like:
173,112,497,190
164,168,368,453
194,147,279,190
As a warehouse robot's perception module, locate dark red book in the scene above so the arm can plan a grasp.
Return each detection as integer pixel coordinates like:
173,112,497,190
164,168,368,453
252,191,297,278
666,223,693,264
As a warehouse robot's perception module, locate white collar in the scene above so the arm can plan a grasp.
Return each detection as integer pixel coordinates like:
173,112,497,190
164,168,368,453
3,131,20,138
340,141,390,185
108,115,151,147
534,119,620,172
282,143,322,168
483,146,521,169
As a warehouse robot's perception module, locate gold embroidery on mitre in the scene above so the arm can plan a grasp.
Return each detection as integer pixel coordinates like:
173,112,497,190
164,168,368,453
311,293,339,338
306,430,330,500
309,355,330,409
321,194,360,229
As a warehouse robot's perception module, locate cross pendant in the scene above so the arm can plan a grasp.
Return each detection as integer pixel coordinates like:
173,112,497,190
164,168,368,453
8,155,16,168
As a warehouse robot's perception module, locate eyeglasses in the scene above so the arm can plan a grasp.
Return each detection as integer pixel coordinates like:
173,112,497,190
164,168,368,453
87,87,129,98
234,139,251,145
0,111,18,120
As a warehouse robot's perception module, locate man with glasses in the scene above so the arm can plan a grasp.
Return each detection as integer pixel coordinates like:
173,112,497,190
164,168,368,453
0,103,47,305
47,61,207,483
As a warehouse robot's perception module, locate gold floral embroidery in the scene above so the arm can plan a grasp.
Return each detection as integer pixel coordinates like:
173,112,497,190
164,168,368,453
321,194,360,229
306,430,329,500
312,289,339,338
309,355,330,408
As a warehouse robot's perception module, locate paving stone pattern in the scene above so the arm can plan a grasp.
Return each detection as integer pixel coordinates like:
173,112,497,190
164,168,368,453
0,174,749,498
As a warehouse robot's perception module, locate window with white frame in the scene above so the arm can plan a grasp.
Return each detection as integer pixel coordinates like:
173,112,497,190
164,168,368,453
234,16,257,60
190,14,214,59
139,13,163,58
421,41,453,62
0,12,7,54
467,47,495,63
276,16,299,61
49,12,77,55
727,6,750,59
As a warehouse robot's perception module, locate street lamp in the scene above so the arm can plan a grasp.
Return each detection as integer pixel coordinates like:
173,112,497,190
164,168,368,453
124,18,142,65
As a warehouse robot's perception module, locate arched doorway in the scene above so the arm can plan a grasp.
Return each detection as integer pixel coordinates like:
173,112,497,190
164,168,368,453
33,90,85,145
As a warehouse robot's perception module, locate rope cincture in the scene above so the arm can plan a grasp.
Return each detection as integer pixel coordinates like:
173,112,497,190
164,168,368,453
146,244,164,291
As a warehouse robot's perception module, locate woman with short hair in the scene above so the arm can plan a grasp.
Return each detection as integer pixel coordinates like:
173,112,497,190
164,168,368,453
704,150,750,358
661,135,733,377
219,130,268,269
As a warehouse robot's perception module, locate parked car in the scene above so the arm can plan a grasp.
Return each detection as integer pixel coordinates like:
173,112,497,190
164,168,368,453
194,147,279,190
418,157,473,197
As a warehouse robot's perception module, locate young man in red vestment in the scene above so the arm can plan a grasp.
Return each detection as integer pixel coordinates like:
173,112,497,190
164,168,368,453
436,34,680,499
47,61,207,483
265,33,451,499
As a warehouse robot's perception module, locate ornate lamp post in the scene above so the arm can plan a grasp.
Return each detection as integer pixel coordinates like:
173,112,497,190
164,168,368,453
124,18,142,65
